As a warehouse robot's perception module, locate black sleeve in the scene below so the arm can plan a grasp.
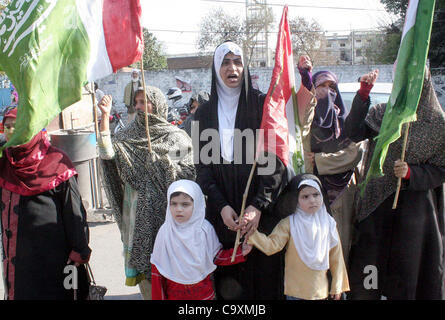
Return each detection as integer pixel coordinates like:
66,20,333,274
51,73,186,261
344,92,377,142
194,108,230,215
250,155,287,212
60,177,92,260
405,164,445,192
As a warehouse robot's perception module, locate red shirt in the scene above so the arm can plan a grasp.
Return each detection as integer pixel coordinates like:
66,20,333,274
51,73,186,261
151,247,245,300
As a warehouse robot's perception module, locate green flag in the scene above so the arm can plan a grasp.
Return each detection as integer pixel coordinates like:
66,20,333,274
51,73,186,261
360,0,436,194
0,0,89,153
0,0,143,154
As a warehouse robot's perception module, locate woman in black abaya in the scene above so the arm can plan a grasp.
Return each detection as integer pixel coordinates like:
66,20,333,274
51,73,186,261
194,41,287,300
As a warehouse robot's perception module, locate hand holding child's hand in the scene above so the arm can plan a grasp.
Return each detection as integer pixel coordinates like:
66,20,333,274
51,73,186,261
241,238,253,256
241,205,261,238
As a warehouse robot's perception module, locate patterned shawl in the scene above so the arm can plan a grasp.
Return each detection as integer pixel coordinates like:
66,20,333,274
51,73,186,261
100,86,196,276
356,68,445,222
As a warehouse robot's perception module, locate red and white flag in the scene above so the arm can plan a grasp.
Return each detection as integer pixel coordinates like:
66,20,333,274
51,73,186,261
77,0,144,81
257,5,305,176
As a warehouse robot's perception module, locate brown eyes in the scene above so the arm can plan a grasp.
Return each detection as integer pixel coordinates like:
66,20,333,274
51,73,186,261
302,194,320,199
222,59,242,66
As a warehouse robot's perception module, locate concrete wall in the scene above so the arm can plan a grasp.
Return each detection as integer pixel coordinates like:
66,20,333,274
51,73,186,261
433,74,445,107
97,64,402,115
97,65,445,115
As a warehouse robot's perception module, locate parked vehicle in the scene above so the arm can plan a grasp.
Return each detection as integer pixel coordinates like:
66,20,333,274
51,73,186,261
110,111,125,134
338,82,393,113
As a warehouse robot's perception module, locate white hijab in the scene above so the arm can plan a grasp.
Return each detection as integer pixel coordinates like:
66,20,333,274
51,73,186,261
289,179,339,271
150,180,222,284
214,42,244,162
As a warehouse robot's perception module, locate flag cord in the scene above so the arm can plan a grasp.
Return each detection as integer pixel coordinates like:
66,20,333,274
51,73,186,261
392,122,411,209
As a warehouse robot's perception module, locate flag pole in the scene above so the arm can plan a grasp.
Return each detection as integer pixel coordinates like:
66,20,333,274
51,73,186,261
90,82,99,140
231,47,253,262
139,56,152,152
392,122,411,209
231,159,257,262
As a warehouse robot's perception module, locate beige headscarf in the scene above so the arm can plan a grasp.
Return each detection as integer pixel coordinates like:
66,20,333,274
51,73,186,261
101,86,196,276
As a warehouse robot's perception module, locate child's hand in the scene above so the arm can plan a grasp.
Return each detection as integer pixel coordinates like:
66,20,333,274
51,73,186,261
330,293,342,300
241,238,253,256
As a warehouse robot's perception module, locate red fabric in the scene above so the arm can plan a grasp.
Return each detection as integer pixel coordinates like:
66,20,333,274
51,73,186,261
1,190,20,300
151,248,245,300
0,130,77,196
214,247,246,266
404,166,411,180
1,107,17,125
358,81,374,102
258,6,293,167
151,264,215,300
102,0,144,72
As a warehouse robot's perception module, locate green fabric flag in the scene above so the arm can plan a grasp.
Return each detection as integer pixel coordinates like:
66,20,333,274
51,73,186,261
0,0,89,154
360,0,436,194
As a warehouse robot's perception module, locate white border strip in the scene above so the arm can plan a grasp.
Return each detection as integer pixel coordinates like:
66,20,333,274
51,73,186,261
76,0,113,81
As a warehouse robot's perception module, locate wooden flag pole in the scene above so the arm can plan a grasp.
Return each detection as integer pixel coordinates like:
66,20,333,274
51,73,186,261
231,47,255,262
139,56,152,152
90,82,99,140
392,122,411,209
231,160,257,262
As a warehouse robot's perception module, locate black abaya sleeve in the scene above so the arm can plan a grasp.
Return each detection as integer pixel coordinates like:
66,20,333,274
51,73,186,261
406,164,445,191
344,93,376,142
194,106,230,216
196,162,230,216
60,177,92,260
249,155,287,212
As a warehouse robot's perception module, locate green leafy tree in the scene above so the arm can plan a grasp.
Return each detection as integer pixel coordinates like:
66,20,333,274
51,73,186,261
132,28,167,71
379,0,445,68
363,23,401,64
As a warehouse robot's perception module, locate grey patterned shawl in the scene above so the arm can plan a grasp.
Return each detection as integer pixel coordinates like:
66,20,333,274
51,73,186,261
356,68,445,222
101,86,196,276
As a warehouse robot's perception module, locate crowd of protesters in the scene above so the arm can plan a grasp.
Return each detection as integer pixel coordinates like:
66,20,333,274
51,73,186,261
0,40,444,301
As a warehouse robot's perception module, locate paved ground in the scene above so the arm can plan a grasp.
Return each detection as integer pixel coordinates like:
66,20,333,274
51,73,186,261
0,218,142,300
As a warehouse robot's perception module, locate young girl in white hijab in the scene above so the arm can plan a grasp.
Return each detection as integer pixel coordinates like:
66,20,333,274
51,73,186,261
247,174,349,300
150,180,252,300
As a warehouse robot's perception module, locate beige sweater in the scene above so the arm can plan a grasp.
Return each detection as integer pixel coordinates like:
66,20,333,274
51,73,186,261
248,216,350,300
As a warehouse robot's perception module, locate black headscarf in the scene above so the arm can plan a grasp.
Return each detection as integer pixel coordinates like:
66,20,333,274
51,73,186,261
311,71,349,153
